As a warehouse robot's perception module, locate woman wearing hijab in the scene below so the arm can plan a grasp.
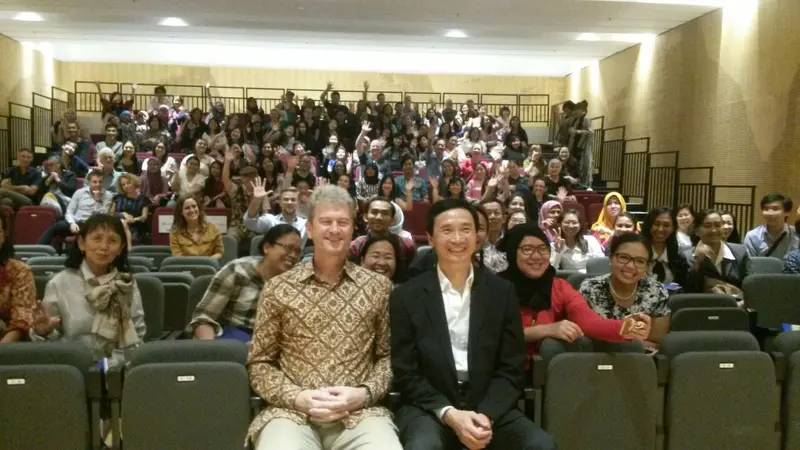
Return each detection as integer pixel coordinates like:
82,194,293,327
356,162,381,204
498,224,651,358
538,200,564,243
591,191,628,246
139,157,171,207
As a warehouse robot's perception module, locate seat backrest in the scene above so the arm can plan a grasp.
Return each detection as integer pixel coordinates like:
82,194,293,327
160,265,218,279
129,340,249,367
665,351,778,450
545,353,658,450
0,365,90,450
785,352,800,450
670,307,749,332
249,235,262,256
13,207,57,245
121,362,250,450
128,255,156,271
555,269,579,279
667,293,738,314
221,234,238,266
162,283,191,332
150,207,175,246
137,272,195,285
403,202,432,244
188,275,215,323
743,274,800,328
749,256,785,275
133,275,165,341
0,342,94,375
161,256,220,270
34,274,52,300
30,265,66,277
129,245,173,268
26,255,67,266
567,272,597,291
13,251,51,263
585,256,611,274
660,331,759,359
773,330,800,356
562,202,587,224
13,244,56,255
129,265,151,274
587,202,604,225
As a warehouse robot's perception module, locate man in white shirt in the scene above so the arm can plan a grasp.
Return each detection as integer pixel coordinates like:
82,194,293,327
95,123,123,158
37,170,113,250
390,198,556,450
243,182,308,246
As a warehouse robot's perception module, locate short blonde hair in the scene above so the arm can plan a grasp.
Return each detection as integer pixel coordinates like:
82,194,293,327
116,173,140,192
98,148,115,163
308,185,356,221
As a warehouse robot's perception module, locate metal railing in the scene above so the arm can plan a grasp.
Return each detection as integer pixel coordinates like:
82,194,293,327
677,167,714,211
599,126,626,183
120,83,206,113
620,137,650,199
713,185,757,233
646,152,679,209
0,115,9,172
51,86,75,125
9,103,32,163
32,93,52,150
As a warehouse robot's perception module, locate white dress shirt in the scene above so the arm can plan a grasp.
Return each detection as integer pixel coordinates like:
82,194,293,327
435,264,474,421
648,246,674,284
550,235,605,272
714,242,735,273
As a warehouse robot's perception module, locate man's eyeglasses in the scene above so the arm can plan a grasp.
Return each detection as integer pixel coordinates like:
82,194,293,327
519,244,550,257
274,242,302,256
613,253,648,269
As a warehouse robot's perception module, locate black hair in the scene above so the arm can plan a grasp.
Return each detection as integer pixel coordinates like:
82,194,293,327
105,122,118,132
613,212,639,229
400,154,415,169
359,233,407,284
563,101,576,111
760,193,793,212
676,203,696,219
719,210,742,244
258,223,301,256
608,232,653,262
445,177,465,200
691,208,722,245
505,191,535,223
64,214,130,273
17,148,33,156
426,198,480,235
559,208,589,253
0,215,14,265
642,206,680,258
366,196,395,218
154,85,166,94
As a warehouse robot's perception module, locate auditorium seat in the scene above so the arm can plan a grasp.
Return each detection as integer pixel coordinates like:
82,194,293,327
567,272,595,291
659,331,778,450
128,255,157,271
161,256,220,270
561,202,586,224
749,257,785,275
129,245,173,268
26,255,67,266
743,274,800,329
669,307,749,332
544,353,659,450
133,274,165,341
667,293,738,315
13,206,56,245
0,342,101,450
587,202,604,226
115,341,250,450
14,251,53,263
0,204,14,236
30,265,67,276
585,256,610,274
150,207,230,245
403,202,431,245
160,264,217,278
13,244,56,255
188,275,214,324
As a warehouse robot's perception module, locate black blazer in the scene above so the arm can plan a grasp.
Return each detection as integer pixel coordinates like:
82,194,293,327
684,242,750,292
390,267,525,427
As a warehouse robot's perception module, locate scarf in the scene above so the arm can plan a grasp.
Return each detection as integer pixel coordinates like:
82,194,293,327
85,271,140,355
498,224,556,311
538,200,562,242
591,192,627,235
139,158,167,199
364,162,380,185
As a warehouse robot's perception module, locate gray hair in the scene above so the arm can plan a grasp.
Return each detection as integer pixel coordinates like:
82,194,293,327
98,148,115,162
308,185,356,221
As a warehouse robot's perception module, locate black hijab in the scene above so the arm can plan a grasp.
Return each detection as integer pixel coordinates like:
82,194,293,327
498,223,556,311
364,162,380,185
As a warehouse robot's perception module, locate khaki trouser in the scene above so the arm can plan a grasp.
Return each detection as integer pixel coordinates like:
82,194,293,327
254,417,402,450
0,188,33,208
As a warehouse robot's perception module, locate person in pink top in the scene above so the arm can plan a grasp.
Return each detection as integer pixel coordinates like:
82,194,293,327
498,224,651,359
459,144,485,181
465,161,488,202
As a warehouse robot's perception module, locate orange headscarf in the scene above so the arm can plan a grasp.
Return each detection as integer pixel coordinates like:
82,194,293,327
591,192,627,244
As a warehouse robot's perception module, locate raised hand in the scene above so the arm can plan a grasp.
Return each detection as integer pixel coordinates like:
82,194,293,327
487,173,502,188
224,145,236,162
251,177,271,199
428,176,438,189
556,186,568,202
32,306,60,336
363,80,369,91
405,178,415,193
326,81,334,91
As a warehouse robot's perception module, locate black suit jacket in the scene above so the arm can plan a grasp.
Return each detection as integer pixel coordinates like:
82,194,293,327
390,266,525,427
684,242,750,292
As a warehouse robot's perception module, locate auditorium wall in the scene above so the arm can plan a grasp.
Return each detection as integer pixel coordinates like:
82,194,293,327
565,0,800,221
0,35,60,116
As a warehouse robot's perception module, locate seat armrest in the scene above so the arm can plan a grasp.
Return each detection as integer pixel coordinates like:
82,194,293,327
531,355,546,387
654,354,669,386
769,352,787,382
250,396,266,411
87,365,105,401
106,364,126,400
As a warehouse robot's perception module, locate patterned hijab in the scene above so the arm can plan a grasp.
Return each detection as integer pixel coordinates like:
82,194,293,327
538,200,562,242
592,192,627,232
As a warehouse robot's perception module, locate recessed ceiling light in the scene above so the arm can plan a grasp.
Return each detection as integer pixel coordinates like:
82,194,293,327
577,33,601,42
444,30,467,39
159,17,188,27
13,12,44,22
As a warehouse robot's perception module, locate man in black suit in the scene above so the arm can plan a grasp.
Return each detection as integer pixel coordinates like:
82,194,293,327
390,198,556,450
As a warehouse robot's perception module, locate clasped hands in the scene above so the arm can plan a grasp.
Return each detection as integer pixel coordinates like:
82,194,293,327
443,409,493,450
294,386,367,423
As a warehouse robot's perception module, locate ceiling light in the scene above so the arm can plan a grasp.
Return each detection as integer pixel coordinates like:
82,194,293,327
444,30,467,38
576,33,655,43
13,12,44,22
159,17,188,27
577,33,601,42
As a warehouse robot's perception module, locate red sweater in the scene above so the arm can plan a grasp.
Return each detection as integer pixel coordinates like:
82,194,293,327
521,278,625,357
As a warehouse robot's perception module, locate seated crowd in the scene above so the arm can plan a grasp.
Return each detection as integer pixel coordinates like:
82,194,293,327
1,83,799,449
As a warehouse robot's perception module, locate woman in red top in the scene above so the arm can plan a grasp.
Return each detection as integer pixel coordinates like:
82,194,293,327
498,224,651,357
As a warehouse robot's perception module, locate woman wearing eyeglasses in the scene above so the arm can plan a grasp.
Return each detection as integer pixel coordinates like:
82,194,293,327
579,233,671,345
499,224,651,358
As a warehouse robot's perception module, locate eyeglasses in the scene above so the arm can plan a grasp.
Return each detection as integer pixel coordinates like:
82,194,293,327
519,244,550,257
274,242,302,256
613,253,648,269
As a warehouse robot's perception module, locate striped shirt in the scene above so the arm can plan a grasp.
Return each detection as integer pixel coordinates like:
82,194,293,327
187,257,265,335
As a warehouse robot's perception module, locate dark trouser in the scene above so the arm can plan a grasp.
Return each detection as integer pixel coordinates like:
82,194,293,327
38,220,75,248
399,406,557,450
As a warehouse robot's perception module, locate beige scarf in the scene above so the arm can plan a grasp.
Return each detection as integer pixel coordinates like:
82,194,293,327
85,272,140,354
